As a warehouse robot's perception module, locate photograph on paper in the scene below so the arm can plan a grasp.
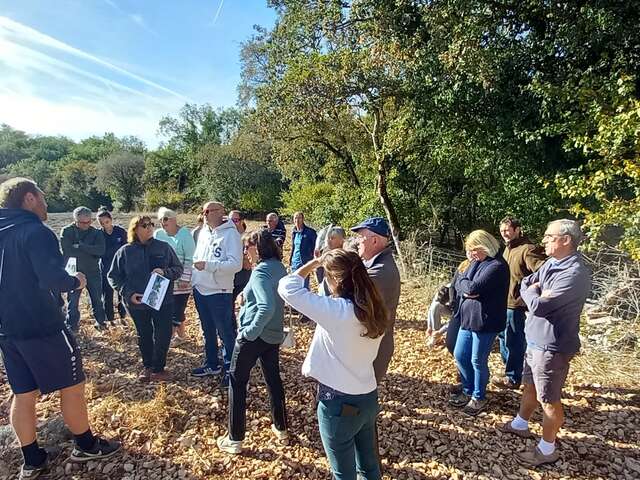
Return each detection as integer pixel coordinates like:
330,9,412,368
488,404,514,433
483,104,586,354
142,273,170,311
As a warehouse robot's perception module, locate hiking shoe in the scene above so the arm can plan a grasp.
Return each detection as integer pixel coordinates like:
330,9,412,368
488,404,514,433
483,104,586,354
19,447,61,479
191,366,222,377
150,370,172,382
492,376,521,389
448,383,463,394
70,437,121,462
516,446,560,467
138,368,152,382
216,434,242,455
271,424,289,442
500,420,535,439
463,397,487,416
448,392,471,407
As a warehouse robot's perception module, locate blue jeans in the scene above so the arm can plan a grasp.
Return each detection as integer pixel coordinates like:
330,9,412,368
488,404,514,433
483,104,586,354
445,313,461,356
454,329,497,400
498,308,526,384
66,273,106,329
193,290,236,372
317,389,381,480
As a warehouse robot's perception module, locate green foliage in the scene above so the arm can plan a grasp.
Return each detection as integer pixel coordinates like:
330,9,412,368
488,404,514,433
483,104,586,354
96,153,146,212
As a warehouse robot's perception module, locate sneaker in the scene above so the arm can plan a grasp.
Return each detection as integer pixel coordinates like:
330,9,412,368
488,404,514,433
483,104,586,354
500,420,535,439
191,366,222,377
70,437,121,462
271,424,289,442
448,392,471,407
216,434,242,454
138,368,152,382
492,376,521,389
463,397,487,416
19,447,61,479
516,446,560,467
150,370,172,382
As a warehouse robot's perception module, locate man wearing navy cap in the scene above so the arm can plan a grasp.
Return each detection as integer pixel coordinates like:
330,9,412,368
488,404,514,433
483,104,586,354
351,217,401,381
351,216,401,473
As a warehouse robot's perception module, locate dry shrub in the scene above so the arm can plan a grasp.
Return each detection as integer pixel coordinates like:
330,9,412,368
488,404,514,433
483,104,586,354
572,349,640,388
92,385,186,434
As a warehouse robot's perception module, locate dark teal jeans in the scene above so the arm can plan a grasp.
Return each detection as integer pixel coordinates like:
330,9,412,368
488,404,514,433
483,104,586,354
317,389,381,480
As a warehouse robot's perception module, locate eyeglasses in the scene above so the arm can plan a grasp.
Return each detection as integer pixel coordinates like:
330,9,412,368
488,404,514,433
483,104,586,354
140,222,155,229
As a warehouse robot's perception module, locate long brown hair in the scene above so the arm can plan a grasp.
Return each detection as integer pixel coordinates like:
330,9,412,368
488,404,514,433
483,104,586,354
127,215,152,243
322,249,389,339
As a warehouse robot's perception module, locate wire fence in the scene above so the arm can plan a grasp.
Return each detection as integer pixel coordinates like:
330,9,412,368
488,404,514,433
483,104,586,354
401,237,640,322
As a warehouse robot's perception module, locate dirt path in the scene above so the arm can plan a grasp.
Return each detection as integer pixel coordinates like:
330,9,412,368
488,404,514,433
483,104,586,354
1,214,639,479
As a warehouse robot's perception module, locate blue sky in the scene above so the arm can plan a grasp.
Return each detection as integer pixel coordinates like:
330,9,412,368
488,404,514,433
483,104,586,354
0,1,276,146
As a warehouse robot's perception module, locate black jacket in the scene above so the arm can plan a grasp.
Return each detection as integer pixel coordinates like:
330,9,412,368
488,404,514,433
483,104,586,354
453,256,509,333
107,238,183,311
60,224,105,275
0,209,80,339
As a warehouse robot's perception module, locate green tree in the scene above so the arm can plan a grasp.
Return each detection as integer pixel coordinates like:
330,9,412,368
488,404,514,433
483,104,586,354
97,153,145,211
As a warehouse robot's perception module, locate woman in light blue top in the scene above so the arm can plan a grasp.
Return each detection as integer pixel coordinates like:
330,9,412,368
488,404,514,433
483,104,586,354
217,229,289,455
153,207,196,344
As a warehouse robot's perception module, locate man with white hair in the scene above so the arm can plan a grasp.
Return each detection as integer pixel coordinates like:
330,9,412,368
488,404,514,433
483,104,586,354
502,219,591,467
265,212,286,248
60,206,107,331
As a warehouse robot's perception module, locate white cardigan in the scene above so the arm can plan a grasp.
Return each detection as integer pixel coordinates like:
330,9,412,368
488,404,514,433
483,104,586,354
278,274,382,395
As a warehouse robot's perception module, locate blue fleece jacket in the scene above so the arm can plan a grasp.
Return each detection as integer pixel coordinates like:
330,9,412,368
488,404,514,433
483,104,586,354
453,256,509,333
0,209,80,339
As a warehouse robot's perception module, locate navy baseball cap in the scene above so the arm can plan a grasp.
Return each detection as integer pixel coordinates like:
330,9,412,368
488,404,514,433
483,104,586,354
350,217,390,238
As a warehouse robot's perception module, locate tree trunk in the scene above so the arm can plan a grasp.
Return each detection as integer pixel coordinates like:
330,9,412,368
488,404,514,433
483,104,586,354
369,107,405,276
376,153,405,277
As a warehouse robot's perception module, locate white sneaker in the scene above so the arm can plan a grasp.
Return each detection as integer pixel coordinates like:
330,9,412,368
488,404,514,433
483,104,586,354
271,424,289,441
216,434,242,454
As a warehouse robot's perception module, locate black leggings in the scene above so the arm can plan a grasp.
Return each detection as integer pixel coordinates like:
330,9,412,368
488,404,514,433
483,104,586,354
172,293,190,326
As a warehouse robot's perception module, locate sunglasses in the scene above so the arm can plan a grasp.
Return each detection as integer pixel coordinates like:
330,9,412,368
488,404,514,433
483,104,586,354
203,207,223,215
140,222,155,229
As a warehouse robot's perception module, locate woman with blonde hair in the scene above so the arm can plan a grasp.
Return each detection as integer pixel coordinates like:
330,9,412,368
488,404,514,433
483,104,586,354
448,229,509,416
278,249,390,480
108,216,183,382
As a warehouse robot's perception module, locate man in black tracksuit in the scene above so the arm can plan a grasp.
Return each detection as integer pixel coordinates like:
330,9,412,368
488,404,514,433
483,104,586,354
0,177,120,479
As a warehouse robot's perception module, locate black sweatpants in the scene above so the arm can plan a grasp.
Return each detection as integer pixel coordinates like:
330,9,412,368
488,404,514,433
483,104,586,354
129,303,173,372
228,337,287,441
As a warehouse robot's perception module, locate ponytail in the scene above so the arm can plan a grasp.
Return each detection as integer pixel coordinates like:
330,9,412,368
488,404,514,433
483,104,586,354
323,249,390,339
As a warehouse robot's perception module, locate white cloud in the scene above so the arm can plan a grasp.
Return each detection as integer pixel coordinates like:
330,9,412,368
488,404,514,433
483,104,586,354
0,16,189,146
212,0,225,26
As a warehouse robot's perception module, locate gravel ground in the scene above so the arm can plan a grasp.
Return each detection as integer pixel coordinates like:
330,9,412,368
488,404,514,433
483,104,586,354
0,213,638,479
